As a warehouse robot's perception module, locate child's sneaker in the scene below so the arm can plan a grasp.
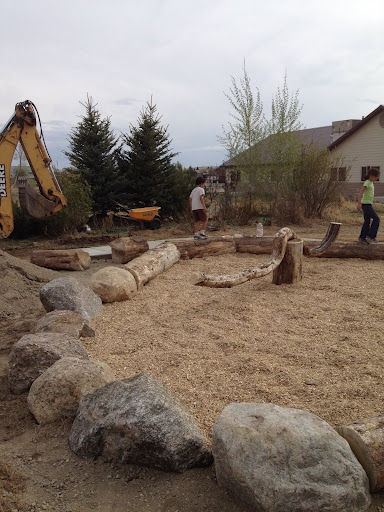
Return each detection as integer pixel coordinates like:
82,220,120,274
367,237,379,243
358,237,369,245
199,233,208,239
194,234,201,240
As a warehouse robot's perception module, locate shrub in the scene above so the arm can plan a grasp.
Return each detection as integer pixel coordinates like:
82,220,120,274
12,168,93,238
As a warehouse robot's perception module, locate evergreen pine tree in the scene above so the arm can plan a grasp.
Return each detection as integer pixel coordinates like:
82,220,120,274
116,99,177,213
65,95,118,213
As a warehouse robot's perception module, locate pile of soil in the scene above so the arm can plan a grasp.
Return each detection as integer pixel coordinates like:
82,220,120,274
0,250,57,351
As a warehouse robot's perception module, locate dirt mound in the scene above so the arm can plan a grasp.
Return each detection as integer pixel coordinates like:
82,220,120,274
0,250,58,350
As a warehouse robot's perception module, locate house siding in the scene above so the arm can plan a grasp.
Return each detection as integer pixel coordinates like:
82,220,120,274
331,114,384,186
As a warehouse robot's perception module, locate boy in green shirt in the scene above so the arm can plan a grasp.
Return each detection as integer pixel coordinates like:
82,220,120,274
357,168,380,244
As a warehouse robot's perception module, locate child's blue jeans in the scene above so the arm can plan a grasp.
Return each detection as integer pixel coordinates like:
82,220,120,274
360,204,380,240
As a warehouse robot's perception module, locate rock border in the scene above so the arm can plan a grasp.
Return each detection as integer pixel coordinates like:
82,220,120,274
4,234,382,511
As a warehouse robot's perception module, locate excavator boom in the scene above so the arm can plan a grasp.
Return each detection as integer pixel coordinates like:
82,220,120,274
0,100,67,238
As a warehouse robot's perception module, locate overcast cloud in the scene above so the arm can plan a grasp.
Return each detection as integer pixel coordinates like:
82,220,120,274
1,0,383,168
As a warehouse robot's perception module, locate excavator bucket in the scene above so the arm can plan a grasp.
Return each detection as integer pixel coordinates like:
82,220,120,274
17,177,58,218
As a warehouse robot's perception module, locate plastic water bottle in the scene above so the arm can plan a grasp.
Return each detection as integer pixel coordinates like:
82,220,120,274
255,221,263,238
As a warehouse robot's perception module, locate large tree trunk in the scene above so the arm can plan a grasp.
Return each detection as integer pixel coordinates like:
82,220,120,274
125,242,180,289
174,236,237,259
192,228,296,288
272,240,303,285
110,236,149,264
31,249,91,271
337,416,384,492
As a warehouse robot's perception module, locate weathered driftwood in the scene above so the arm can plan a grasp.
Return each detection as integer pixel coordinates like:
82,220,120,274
31,249,91,271
272,239,303,285
110,236,149,264
125,242,180,289
174,236,236,259
304,222,342,256
192,227,296,288
337,416,384,492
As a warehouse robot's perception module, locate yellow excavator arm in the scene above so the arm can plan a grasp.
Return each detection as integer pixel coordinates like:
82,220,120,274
0,100,67,238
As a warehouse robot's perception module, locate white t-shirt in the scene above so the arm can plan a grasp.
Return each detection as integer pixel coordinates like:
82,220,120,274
189,186,205,210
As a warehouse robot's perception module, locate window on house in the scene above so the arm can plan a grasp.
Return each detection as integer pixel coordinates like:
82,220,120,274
361,166,380,181
331,167,347,181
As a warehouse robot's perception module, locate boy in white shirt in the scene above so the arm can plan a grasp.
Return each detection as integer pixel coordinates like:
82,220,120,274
189,177,208,239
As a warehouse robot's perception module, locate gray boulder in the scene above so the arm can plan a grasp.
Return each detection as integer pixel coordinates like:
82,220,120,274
69,373,212,472
34,310,95,338
8,333,89,394
28,357,115,424
40,277,102,322
212,403,371,512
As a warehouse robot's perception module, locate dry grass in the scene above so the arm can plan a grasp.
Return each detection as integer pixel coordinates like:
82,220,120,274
324,198,384,225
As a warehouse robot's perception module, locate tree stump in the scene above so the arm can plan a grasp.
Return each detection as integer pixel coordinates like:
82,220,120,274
125,242,180,289
31,249,91,271
272,239,303,285
110,237,149,264
337,416,384,492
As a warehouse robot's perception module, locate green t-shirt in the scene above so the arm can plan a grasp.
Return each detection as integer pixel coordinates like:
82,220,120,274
362,179,374,204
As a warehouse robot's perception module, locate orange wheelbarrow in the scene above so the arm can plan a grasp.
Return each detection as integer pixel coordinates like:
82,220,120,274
113,204,162,230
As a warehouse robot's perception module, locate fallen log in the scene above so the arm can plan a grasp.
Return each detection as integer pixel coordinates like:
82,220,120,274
233,235,384,260
234,235,274,255
110,236,149,264
272,240,303,285
31,249,91,271
337,416,384,492
125,242,180,289
303,239,384,259
174,236,236,259
192,228,296,288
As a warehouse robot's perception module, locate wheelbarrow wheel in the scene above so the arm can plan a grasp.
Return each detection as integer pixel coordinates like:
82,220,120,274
149,217,161,230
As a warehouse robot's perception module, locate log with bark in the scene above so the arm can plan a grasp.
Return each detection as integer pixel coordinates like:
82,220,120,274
303,239,384,259
234,235,384,260
30,249,91,271
174,236,237,259
125,242,180,289
337,416,384,492
192,227,296,288
110,236,149,264
234,235,275,255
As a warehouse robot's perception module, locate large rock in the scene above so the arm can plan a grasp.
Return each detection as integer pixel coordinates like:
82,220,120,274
34,310,95,338
8,333,89,394
40,277,102,322
90,267,137,303
212,403,371,512
69,373,212,472
28,357,115,424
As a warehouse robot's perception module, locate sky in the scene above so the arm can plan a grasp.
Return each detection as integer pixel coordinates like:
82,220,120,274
1,0,384,169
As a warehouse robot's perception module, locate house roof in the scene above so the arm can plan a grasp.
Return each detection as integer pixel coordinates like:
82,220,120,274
219,105,384,167
328,104,384,150
221,125,333,167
